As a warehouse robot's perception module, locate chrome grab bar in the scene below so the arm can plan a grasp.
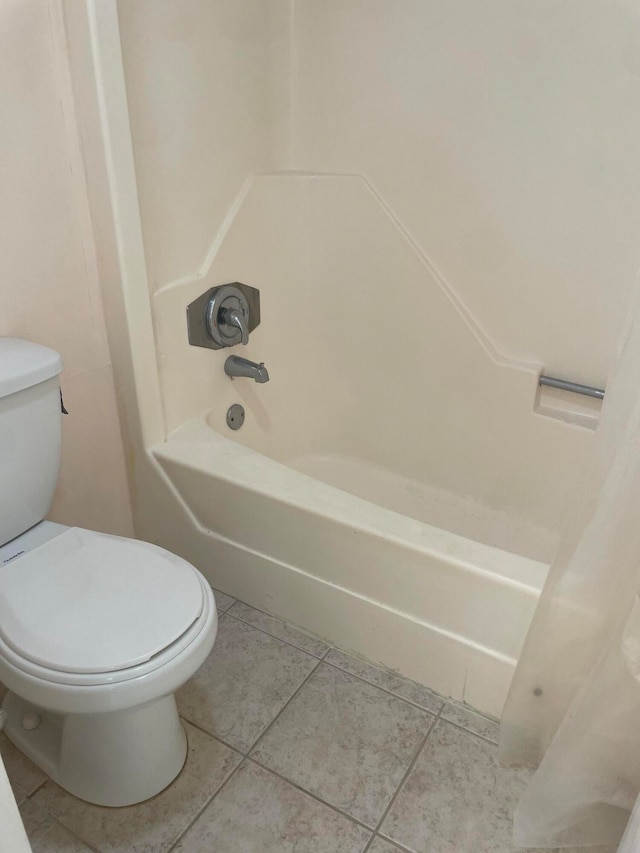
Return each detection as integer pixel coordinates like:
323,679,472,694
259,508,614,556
539,375,605,400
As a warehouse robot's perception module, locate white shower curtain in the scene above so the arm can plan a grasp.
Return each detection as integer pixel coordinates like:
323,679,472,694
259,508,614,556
499,281,640,850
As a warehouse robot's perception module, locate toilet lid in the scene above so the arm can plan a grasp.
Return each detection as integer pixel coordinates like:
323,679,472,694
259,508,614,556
0,528,204,674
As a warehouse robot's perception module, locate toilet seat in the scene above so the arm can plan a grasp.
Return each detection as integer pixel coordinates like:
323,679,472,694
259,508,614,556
0,527,208,686
0,525,218,806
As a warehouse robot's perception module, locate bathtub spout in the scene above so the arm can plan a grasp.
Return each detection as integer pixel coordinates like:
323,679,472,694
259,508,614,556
224,355,270,383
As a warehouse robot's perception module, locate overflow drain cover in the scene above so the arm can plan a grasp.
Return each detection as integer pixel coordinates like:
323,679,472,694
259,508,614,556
226,403,245,430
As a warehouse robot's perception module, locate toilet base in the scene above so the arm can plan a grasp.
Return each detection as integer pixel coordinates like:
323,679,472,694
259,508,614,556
2,691,187,806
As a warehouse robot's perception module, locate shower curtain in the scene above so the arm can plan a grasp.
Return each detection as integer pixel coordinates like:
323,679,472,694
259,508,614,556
499,280,640,850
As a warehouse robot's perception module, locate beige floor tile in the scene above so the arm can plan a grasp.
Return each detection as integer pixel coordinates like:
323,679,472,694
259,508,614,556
560,848,617,853
391,680,445,716
440,702,500,743
380,720,532,853
252,663,431,827
368,837,405,852
10,782,29,806
178,615,318,751
324,649,410,695
30,722,241,853
19,797,50,834
0,732,47,796
212,588,236,612
228,602,330,657
28,818,95,853
175,760,370,852
325,650,443,714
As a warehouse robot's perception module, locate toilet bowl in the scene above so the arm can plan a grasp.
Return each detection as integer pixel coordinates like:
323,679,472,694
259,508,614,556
0,521,218,806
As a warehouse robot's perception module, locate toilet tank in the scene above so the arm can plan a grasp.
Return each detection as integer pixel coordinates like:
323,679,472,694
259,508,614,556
0,339,64,546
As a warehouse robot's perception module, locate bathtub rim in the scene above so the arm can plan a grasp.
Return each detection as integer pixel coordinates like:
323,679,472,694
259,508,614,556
155,414,550,598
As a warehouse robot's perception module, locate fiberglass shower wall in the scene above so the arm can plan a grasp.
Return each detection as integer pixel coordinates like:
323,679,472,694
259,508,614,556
118,0,640,558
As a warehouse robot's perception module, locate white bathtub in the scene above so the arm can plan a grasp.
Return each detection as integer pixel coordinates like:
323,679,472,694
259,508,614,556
152,414,548,718
142,176,597,719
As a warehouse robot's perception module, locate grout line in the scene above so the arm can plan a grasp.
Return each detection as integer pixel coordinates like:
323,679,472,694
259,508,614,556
320,650,454,712
321,658,441,718
437,717,499,747
28,778,48,798
224,609,329,659
445,701,499,725
211,591,236,614
246,656,323,756
26,781,101,853
49,815,102,853
362,838,377,853
224,596,331,654
248,755,376,834
368,833,416,853
178,716,246,758
362,710,443,852
167,756,246,852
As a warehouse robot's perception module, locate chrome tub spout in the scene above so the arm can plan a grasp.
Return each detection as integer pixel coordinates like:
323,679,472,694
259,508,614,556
224,355,270,383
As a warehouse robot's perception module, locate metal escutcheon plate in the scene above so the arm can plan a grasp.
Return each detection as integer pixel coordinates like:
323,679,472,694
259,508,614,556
186,282,261,350
226,404,245,430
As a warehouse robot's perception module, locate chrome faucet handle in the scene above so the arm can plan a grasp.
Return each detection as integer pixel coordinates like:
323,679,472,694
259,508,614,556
222,308,249,346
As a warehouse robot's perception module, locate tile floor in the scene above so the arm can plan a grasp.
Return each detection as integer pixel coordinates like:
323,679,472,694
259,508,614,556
0,588,614,853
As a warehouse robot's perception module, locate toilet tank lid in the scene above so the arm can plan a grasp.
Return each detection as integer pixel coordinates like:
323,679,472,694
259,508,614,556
0,338,63,399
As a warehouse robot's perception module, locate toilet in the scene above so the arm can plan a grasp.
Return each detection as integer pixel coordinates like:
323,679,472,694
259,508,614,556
0,338,218,807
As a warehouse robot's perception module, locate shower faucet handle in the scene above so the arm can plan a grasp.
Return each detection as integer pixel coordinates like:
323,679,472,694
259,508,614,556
206,286,250,348
220,307,249,346
186,282,262,350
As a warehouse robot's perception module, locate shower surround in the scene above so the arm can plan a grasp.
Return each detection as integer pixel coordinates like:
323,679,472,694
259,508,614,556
66,0,640,716
150,173,589,716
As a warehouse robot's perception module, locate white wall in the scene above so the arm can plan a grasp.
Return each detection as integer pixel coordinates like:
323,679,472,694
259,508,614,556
0,0,133,537
119,1,640,383
291,0,640,386
117,0,290,293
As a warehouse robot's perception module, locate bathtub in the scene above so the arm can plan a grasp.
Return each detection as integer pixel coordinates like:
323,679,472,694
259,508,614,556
144,175,595,718
152,414,548,718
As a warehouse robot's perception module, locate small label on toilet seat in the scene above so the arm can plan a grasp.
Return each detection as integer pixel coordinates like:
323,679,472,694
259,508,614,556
2,550,25,564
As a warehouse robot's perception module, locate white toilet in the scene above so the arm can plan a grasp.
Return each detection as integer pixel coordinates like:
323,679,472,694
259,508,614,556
0,338,218,806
